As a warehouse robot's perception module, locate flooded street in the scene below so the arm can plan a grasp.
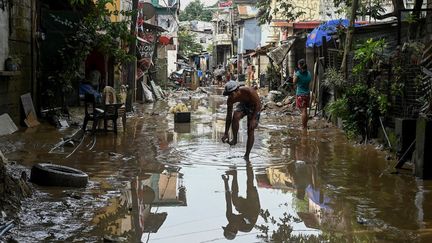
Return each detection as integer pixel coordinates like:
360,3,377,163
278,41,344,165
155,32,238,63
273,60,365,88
3,90,432,242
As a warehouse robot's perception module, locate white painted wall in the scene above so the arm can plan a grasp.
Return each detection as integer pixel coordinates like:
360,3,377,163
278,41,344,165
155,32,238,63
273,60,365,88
167,49,177,76
0,8,9,71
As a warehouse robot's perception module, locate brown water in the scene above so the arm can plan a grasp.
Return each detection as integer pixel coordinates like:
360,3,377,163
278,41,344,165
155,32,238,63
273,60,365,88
3,90,432,242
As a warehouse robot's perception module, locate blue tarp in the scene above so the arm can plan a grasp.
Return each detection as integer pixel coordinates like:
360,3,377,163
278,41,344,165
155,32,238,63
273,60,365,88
306,19,360,48
79,83,102,102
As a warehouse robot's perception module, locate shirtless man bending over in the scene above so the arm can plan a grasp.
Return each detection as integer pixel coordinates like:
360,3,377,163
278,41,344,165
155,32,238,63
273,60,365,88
221,81,261,160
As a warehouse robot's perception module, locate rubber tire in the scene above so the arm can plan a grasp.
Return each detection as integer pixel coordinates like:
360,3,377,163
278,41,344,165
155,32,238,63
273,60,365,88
30,163,88,188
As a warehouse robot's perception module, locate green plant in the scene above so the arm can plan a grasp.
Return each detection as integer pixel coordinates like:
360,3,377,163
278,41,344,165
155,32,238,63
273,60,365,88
391,64,405,96
357,0,385,19
179,0,214,22
353,38,387,76
323,67,345,89
326,83,388,141
325,96,349,121
178,29,203,56
377,93,389,114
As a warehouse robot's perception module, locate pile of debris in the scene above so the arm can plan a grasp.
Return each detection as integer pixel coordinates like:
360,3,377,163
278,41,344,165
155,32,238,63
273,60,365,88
262,90,297,114
0,150,32,220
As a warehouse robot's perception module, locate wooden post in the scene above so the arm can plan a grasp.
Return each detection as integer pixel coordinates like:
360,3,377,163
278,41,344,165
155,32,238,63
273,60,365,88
340,0,359,78
414,116,432,179
322,36,328,69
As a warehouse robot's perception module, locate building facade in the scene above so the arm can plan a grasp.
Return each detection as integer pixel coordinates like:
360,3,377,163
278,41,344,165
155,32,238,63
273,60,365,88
0,0,35,124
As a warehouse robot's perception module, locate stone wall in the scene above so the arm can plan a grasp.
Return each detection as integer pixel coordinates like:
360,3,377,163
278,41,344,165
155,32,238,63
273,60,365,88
0,0,34,125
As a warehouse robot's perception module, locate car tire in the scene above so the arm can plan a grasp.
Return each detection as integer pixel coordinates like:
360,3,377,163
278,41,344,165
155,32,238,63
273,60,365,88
30,163,88,188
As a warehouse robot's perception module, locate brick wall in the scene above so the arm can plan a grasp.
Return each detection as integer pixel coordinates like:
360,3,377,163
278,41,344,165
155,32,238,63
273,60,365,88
0,0,34,125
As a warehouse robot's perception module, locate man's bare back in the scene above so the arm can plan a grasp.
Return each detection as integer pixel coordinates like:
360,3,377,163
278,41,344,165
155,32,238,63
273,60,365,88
222,82,261,160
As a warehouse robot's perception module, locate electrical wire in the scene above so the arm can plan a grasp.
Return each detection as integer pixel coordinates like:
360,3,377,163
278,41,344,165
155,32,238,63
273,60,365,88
65,133,87,158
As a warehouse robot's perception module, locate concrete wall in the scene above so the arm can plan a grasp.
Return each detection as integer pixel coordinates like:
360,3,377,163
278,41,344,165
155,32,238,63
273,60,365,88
260,23,278,46
193,31,212,52
0,0,34,125
239,18,261,53
0,6,9,71
293,0,321,20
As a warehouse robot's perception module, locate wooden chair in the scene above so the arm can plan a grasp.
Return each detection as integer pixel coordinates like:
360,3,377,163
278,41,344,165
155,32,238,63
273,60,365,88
82,93,104,133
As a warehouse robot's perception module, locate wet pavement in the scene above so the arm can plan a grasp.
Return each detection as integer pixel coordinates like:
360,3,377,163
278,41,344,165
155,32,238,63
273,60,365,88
2,89,432,242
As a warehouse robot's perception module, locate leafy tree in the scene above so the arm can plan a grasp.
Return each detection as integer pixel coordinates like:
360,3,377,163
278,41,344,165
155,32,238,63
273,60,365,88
178,29,203,56
179,0,214,22
257,0,305,25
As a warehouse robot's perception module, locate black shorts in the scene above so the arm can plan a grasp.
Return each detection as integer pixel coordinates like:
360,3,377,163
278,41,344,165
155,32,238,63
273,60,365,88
235,103,260,122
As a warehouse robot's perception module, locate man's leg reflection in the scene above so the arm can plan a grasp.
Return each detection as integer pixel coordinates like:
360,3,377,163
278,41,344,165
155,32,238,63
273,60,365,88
221,162,260,240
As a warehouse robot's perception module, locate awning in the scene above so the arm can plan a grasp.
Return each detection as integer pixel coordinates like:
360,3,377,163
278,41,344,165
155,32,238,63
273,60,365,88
266,38,296,65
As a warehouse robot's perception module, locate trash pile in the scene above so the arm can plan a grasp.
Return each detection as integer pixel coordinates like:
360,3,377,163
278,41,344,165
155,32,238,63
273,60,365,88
262,90,297,114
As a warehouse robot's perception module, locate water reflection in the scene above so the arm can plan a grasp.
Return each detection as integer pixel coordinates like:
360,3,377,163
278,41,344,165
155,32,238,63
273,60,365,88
89,168,186,242
221,162,260,240
6,92,432,242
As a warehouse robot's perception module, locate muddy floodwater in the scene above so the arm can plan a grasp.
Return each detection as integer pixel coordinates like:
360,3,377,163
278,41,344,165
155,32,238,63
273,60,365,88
3,90,432,242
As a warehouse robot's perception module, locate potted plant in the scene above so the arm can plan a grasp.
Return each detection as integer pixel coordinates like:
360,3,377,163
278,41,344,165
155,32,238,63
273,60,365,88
4,56,21,71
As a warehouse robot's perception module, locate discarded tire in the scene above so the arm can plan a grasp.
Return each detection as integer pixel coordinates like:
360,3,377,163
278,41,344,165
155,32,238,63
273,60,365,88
30,163,88,188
